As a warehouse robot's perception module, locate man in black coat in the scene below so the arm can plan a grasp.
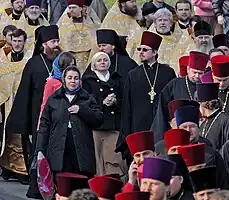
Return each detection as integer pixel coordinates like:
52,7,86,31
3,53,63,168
116,31,176,165
151,51,209,143
5,25,61,199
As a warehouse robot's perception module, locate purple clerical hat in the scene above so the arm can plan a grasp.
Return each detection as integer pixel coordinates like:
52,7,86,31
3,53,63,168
200,71,213,83
142,157,176,185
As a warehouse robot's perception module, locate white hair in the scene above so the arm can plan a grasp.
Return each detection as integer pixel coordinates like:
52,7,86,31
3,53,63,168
91,52,111,71
153,8,173,23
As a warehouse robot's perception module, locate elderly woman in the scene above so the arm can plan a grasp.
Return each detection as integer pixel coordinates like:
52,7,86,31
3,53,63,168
36,66,103,177
82,52,127,176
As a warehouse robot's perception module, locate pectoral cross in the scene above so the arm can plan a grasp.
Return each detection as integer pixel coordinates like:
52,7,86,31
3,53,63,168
148,87,156,103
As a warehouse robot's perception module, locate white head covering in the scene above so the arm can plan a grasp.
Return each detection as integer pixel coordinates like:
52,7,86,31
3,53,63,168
91,52,111,82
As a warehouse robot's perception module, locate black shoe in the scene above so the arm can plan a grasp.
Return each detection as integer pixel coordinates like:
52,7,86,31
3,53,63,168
1,167,15,181
16,174,30,185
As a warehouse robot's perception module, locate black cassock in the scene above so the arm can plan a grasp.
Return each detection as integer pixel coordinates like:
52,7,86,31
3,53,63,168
151,77,197,143
155,137,229,189
199,110,229,151
6,53,53,155
116,62,176,159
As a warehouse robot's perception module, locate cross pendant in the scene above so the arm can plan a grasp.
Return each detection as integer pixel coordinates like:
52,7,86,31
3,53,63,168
148,87,156,103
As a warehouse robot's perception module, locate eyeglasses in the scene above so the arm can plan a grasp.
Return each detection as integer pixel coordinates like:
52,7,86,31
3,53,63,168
137,47,152,52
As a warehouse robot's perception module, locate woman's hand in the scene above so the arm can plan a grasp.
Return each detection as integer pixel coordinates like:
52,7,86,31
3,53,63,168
68,105,80,114
103,93,116,106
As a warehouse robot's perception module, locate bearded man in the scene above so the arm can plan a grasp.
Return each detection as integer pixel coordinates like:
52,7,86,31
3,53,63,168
6,25,61,199
100,0,144,57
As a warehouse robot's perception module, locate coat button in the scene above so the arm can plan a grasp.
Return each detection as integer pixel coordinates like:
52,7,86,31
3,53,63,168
97,80,100,82
111,111,114,114
110,88,114,91
100,88,103,92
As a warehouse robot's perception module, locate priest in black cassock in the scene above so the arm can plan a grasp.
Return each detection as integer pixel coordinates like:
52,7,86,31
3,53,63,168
116,31,176,164
83,29,138,93
5,25,61,199
211,55,229,114
151,51,209,143
197,82,229,151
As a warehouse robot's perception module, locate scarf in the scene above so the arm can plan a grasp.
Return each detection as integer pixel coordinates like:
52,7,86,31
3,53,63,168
52,54,62,80
65,86,81,95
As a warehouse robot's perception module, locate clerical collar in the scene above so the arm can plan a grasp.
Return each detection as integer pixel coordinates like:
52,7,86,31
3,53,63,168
178,21,189,29
11,50,24,62
169,188,184,200
145,60,157,68
27,17,40,26
72,17,83,23
12,12,21,20
206,108,220,119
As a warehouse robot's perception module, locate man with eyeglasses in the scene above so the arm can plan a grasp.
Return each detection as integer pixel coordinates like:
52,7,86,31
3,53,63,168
116,31,176,166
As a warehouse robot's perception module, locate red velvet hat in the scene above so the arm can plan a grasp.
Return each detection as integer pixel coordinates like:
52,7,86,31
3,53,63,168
164,129,190,151
168,99,199,120
115,192,150,200
140,31,162,50
68,0,85,7
179,56,189,77
89,176,123,199
211,55,229,78
56,173,89,197
126,131,155,155
177,143,205,167
189,51,209,71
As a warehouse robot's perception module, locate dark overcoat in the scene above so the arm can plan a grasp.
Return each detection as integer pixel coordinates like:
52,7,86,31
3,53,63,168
36,87,104,174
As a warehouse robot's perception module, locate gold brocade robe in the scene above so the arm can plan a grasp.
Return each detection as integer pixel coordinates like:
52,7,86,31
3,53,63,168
57,12,99,75
147,23,193,73
99,2,145,57
0,46,33,175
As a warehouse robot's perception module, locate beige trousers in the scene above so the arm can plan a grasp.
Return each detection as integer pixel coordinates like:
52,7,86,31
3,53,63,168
93,130,127,176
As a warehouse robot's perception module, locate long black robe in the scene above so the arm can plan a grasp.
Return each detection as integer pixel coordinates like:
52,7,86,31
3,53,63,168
6,53,53,155
116,62,176,159
155,137,229,189
199,110,229,151
169,188,194,200
151,77,197,143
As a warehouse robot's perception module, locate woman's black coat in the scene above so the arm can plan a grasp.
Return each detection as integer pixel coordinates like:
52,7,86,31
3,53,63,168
82,71,122,131
35,87,104,174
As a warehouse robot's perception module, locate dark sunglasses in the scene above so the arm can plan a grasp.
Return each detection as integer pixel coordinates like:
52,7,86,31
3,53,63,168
137,47,152,52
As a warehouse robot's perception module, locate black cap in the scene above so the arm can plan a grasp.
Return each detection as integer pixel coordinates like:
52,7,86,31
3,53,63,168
33,25,44,56
96,29,128,56
161,154,192,191
40,25,59,43
197,83,219,102
142,2,157,16
194,21,212,37
213,34,229,48
190,166,218,193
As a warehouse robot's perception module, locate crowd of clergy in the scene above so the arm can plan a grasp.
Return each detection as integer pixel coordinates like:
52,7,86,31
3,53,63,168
1,0,229,199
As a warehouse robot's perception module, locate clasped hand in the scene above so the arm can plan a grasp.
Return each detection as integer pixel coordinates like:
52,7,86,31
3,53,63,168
68,105,80,114
103,93,116,106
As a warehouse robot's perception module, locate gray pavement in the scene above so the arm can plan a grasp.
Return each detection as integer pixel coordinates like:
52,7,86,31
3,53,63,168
0,178,32,200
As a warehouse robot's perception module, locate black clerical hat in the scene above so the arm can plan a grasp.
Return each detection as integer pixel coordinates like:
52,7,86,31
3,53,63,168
194,21,212,37
190,166,218,193
96,29,118,45
164,154,192,191
175,106,200,127
142,2,157,16
213,34,229,48
197,83,219,102
40,25,59,43
96,29,128,56
33,26,44,56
